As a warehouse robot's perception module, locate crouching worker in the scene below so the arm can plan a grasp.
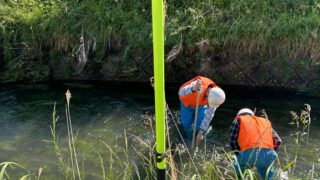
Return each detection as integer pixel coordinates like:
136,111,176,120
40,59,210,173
178,76,225,145
228,108,282,180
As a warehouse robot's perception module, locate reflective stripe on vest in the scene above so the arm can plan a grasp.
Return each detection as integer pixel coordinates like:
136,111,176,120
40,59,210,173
237,116,273,152
179,76,216,107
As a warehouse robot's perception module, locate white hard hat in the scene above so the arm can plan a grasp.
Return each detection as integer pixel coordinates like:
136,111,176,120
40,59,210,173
237,108,254,116
208,87,225,108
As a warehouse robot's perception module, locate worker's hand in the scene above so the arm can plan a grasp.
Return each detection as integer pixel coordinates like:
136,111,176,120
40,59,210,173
192,80,202,92
196,129,205,146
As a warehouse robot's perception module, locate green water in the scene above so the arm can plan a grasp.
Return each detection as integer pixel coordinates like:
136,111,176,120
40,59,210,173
0,83,319,179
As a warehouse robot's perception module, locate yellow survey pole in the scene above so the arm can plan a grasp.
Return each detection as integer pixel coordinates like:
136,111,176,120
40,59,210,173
151,0,166,179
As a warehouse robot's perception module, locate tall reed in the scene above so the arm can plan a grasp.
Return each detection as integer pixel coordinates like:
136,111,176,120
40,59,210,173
65,90,81,180
280,104,314,178
49,102,70,178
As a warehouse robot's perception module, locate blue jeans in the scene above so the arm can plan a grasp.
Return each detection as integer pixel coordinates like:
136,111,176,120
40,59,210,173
234,148,277,180
180,102,207,140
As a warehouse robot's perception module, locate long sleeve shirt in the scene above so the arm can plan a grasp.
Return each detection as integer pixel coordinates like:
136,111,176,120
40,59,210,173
228,119,282,153
178,81,216,132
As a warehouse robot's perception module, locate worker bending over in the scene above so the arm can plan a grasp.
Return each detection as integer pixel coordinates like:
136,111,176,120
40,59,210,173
228,108,282,180
178,76,225,145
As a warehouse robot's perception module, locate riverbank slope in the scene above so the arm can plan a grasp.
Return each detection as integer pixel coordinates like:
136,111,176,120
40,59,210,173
1,0,320,89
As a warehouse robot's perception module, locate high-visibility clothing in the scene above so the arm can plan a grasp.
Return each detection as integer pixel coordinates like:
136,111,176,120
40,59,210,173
179,76,216,107
236,116,273,152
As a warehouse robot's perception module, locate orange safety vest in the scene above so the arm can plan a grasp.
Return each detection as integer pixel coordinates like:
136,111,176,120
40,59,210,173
236,116,274,152
179,76,216,107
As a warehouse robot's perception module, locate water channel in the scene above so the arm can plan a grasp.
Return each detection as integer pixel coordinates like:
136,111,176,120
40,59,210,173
0,82,319,179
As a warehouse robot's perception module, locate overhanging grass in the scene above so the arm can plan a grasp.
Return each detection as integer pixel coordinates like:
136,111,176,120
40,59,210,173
0,0,320,83
1,0,319,56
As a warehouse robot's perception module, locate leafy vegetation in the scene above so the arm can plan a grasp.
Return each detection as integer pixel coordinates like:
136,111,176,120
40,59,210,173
0,0,320,84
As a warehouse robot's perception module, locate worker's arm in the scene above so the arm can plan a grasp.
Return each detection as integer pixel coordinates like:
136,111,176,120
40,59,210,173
199,106,216,132
272,129,282,152
178,80,201,97
228,119,241,155
196,107,215,145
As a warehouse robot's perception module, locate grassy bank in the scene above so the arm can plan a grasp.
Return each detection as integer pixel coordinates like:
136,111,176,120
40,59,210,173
0,0,320,86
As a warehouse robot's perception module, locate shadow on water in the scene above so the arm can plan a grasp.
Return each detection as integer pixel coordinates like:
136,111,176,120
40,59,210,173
0,81,320,178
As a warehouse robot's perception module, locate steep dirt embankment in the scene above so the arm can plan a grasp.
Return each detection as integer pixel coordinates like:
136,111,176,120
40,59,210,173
39,46,320,89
